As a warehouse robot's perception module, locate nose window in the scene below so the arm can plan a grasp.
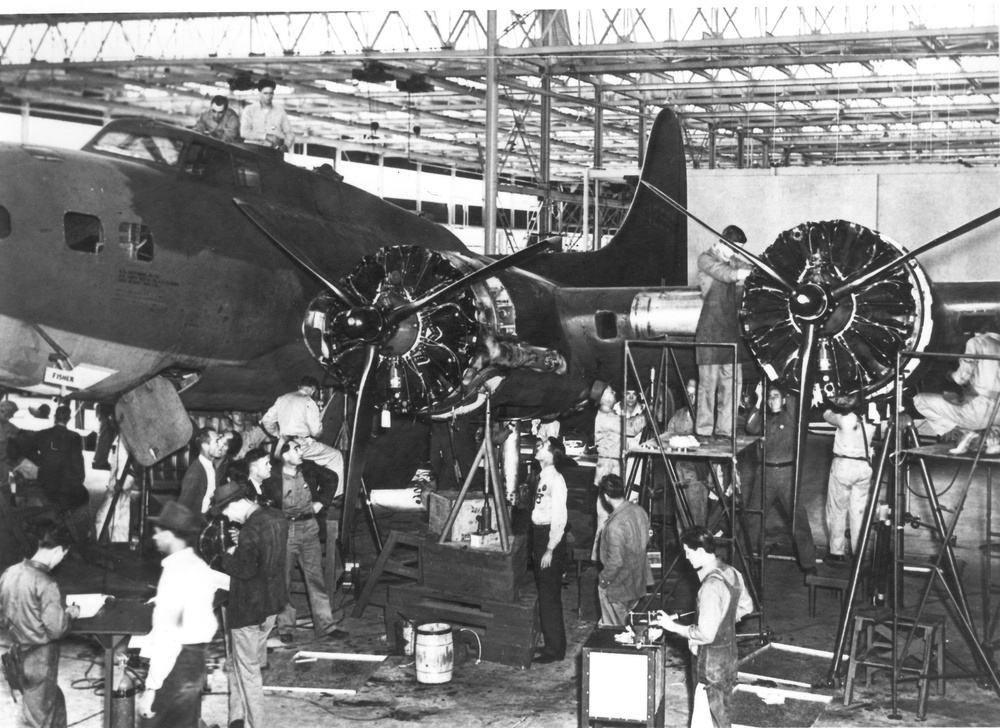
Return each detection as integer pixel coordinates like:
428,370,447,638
0,205,9,238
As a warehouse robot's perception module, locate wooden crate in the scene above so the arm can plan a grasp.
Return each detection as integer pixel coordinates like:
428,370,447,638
420,534,528,603
385,582,539,669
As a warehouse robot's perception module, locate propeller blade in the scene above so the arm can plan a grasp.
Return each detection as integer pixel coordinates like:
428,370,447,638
339,343,379,552
831,206,1000,301
789,322,818,544
384,238,559,327
234,198,359,309
640,180,795,293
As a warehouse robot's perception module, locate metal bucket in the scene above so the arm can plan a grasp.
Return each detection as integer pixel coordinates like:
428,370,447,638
414,622,454,684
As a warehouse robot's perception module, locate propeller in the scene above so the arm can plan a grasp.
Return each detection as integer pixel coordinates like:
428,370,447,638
235,196,558,551
831,206,1000,301
234,199,360,308
640,180,796,292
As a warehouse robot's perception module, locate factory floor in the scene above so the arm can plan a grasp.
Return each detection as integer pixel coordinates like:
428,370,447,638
4,434,1000,727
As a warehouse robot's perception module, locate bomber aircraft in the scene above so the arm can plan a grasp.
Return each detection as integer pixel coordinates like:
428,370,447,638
0,106,998,554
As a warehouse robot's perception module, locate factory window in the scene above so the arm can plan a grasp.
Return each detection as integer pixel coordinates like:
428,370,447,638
421,201,449,224
64,212,103,254
0,205,9,238
453,204,465,225
119,222,154,262
233,157,261,191
467,205,483,226
513,210,529,230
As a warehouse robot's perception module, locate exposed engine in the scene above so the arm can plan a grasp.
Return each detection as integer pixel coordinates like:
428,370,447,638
302,245,565,415
739,220,933,403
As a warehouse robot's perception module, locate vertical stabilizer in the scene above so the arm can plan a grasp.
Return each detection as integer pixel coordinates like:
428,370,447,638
520,106,687,287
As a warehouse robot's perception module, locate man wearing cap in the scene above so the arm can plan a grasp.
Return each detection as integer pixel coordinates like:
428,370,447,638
240,78,294,154
695,224,753,439
34,405,90,542
192,94,242,144
212,482,287,728
138,502,218,727
261,376,344,489
0,528,81,728
178,427,225,516
263,441,339,644
0,400,20,503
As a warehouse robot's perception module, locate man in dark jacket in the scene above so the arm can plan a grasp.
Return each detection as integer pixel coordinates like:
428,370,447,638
0,528,81,728
596,474,652,626
262,441,339,643
35,405,90,541
212,483,287,728
178,427,224,515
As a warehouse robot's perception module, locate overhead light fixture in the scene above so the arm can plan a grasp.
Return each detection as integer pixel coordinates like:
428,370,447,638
352,61,393,84
412,125,421,136
396,75,434,94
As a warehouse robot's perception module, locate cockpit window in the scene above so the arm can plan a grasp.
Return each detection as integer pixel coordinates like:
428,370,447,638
90,130,184,166
119,222,154,262
0,206,10,238
64,212,103,254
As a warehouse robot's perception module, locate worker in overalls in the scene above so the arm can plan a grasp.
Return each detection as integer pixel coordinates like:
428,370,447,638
655,526,753,727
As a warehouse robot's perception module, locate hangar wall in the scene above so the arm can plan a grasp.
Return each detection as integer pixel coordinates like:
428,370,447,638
687,165,1000,285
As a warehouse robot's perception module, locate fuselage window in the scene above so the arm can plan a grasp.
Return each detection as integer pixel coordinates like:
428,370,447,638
119,222,154,262
0,205,10,238
91,130,184,166
234,157,261,191
181,143,233,186
64,212,103,254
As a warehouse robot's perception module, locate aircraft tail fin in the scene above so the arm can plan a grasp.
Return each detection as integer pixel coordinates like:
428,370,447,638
521,107,688,287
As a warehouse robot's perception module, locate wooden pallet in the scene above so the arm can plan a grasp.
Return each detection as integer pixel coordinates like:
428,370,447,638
385,582,539,668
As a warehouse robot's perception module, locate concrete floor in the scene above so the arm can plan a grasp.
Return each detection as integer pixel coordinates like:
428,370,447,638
4,432,1000,727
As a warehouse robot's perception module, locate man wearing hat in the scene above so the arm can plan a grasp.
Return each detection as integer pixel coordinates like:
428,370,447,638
35,405,90,541
138,502,218,727
0,528,81,728
212,482,288,728
0,399,20,503
240,77,294,154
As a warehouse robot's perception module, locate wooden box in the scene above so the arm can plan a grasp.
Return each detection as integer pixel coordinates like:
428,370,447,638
427,490,485,542
420,534,528,603
385,582,539,669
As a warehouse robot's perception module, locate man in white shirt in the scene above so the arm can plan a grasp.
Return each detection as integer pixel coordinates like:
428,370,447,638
261,376,344,491
240,77,294,153
138,501,219,727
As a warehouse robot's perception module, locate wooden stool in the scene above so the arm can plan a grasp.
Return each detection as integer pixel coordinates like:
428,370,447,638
805,573,848,617
845,609,946,720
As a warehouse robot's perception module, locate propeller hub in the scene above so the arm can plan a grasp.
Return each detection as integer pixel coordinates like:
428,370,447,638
334,306,384,343
384,313,421,356
789,282,829,322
